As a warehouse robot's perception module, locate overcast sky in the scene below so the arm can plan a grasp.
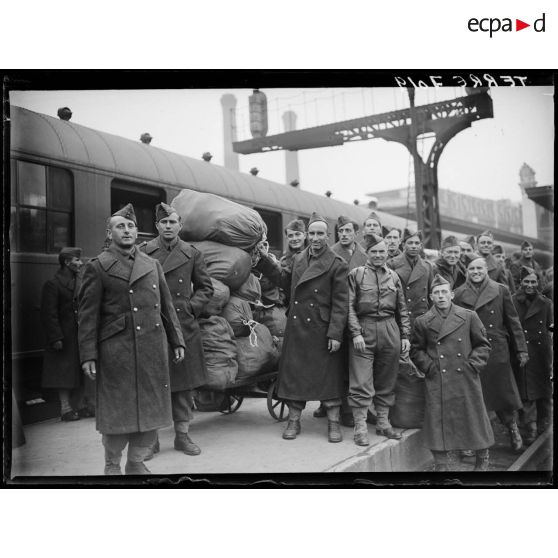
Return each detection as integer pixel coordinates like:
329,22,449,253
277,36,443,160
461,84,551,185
10,86,554,205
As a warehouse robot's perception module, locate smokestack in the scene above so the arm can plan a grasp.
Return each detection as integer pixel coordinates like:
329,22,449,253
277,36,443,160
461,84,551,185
282,110,300,187
221,94,239,171
57,107,72,121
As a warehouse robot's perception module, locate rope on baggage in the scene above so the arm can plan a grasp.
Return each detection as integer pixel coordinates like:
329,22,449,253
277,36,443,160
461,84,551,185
242,319,259,347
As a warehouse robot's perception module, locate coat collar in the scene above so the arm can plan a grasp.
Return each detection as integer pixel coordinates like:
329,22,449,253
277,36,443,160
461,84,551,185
514,290,545,321
98,248,154,285
390,253,428,284
54,267,76,291
295,246,337,287
458,277,500,310
425,304,466,341
145,237,192,273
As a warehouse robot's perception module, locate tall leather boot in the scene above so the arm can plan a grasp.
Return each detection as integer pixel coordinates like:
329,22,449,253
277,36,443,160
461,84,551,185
446,451,459,471
352,407,369,446
282,407,302,440
326,406,343,443
375,405,402,440
524,422,537,446
508,421,523,453
474,449,490,471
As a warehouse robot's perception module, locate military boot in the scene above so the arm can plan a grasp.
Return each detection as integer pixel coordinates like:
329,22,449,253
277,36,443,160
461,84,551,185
474,449,490,472
508,422,523,453
375,405,402,440
313,404,327,418
352,407,369,446
326,406,343,443
174,433,201,456
446,451,459,471
144,435,160,461
523,422,537,445
103,447,123,475
432,451,449,472
124,461,151,475
282,407,302,440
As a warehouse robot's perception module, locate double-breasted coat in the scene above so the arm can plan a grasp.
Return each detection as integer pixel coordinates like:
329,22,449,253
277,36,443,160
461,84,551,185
41,267,82,389
331,241,367,272
453,278,527,413
411,304,494,450
485,254,512,291
433,258,466,290
78,247,185,435
510,256,545,290
511,290,553,401
388,254,434,326
257,247,349,402
142,237,213,391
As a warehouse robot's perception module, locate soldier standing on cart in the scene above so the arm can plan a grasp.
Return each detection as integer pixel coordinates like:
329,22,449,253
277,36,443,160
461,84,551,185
256,212,349,443
141,202,214,458
78,204,185,475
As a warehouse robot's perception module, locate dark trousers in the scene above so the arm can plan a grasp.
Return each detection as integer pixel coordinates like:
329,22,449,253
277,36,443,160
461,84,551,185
172,390,194,425
103,430,157,464
519,398,552,426
496,409,518,426
348,316,400,408
289,399,342,411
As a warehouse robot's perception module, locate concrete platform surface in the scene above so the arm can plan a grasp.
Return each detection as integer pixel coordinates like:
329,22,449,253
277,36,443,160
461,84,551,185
9,399,429,478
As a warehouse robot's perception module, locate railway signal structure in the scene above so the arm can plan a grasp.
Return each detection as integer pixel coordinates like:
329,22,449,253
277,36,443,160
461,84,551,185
233,89,494,249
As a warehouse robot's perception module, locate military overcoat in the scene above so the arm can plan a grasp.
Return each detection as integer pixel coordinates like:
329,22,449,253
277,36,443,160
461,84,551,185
41,267,81,389
511,290,553,401
142,237,213,391
411,304,494,451
485,254,512,290
388,253,434,326
78,248,184,435
433,257,466,290
331,241,367,272
453,278,527,412
510,256,545,290
257,247,349,401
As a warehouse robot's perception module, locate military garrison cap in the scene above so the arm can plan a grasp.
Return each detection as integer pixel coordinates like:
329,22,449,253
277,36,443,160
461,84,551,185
430,273,451,291
382,225,401,238
464,252,485,268
111,203,137,225
520,240,533,249
336,215,359,232
363,233,385,251
155,202,177,222
441,235,459,249
492,244,504,255
520,266,537,281
461,235,476,246
364,211,382,227
403,228,423,243
284,219,306,234
476,230,494,242
58,247,82,266
308,212,328,227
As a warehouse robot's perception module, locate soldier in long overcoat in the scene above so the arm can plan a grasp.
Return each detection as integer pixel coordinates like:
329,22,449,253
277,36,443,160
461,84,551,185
141,203,213,457
509,240,545,290
78,204,185,475
388,229,434,327
411,274,493,471
492,244,516,294
256,213,349,443
476,230,511,288
453,255,528,452
512,266,553,443
41,247,94,420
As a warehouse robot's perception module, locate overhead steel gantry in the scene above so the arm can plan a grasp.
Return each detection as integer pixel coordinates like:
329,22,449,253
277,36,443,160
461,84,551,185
233,90,494,249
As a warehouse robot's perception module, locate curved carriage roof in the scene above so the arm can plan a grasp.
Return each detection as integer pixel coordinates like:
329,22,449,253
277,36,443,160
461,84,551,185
10,105,412,230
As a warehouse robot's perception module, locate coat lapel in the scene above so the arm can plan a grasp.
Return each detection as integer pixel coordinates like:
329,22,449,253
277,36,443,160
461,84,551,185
437,304,466,341
296,248,335,287
129,251,155,285
425,308,442,336
525,294,544,321
55,268,75,292
98,251,130,281
473,279,500,310
408,258,427,285
161,243,190,274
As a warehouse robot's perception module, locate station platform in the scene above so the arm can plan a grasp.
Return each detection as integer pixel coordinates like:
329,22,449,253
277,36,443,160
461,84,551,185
9,399,432,478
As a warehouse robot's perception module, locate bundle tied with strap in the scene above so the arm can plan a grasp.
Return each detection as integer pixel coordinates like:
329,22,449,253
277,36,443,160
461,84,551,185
242,318,259,347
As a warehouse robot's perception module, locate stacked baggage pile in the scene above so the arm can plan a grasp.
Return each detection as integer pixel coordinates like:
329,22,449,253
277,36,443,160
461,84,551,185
172,189,286,392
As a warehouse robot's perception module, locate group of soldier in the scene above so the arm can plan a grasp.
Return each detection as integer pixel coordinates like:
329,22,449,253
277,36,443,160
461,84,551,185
40,204,553,474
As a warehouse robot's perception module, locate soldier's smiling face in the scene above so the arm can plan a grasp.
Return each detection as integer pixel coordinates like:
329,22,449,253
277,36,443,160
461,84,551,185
430,285,454,309
442,245,461,266
286,229,306,250
108,216,137,248
338,223,356,247
521,274,538,294
366,241,388,268
65,256,83,273
459,241,474,257
404,235,422,257
521,245,534,259
307,221,328,252
467,258,488,283
477,235,493,255
156,212,181,241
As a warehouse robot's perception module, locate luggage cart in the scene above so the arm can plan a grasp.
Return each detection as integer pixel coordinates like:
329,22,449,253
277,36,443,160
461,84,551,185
194,370,287,421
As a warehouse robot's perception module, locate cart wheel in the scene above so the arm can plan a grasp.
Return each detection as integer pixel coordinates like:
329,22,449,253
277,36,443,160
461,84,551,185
267,379,287,422
220,394,244,414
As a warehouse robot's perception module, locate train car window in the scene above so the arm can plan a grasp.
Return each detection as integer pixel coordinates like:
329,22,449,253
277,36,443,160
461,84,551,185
14,161,74,253
254,207,283,254
111,180,165,240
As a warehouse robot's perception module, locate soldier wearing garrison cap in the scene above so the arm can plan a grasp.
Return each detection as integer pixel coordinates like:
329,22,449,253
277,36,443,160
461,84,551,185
453,253,528,453
433,235,466,290
140,202,213,458
411,273,494,471
280,218,308,274
256,211,349,443
511,266,553,444
492,244,516,294
361,211,382,240
41,246,93,421
347,232,410,445
459,235,476,265
78,203,185,475
388,228,434,328
509,239,545,290
383,226,403,260
475,230,510,288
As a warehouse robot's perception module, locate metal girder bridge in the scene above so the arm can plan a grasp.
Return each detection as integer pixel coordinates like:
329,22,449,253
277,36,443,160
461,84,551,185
233,90,494,249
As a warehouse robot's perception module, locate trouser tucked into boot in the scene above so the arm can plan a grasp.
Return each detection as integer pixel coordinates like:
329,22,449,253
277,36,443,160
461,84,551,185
283,405,302,440
326,405,342,443
103,431,157,475
497,410,523,452
375,405,402,440
352,407,369,446
474,448,490,471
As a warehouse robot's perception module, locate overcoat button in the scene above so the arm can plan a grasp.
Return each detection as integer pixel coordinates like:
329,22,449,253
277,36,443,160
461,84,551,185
178,279,183,283
437,342,441,345
133,307,138,312
314,289,318,293
294,301,298,305
164,384,168,388
488,338,492,342
489,324,493,328
307,318,311,322
155,323,160,327
154,304,159,308
524,330,528,333
457,368,462,372
421,298,425,302
129,289,133,294
490,310,494,314
293,315,297,319
539,320,543,324
457,353,462,357
538,331,542,334
440,355,444,359
177,293,181,296
176,308,181,312
442,369,446,373
526,341,529,344
408,299,412,302
136,326,141,330
152,284,157,289
458,338,462,342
